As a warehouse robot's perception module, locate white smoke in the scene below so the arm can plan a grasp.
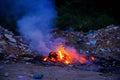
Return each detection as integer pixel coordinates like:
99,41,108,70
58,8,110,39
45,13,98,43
17,0,57,55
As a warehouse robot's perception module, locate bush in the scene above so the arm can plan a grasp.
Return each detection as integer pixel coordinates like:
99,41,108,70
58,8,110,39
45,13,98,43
55,0,118,32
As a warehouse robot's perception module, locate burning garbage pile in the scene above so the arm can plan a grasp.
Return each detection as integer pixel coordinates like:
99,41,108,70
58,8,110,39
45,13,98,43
42,44,88,64
50,25,120,73
41,44,120,74
0,25,120,74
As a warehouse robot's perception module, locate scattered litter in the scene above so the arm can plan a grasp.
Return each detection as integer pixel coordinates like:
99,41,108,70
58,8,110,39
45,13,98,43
8,41,17,47
17,75,26,79
4,34,16,43
99,48,106,52
86,40,97,46
25,62,31,64
33,74,44,79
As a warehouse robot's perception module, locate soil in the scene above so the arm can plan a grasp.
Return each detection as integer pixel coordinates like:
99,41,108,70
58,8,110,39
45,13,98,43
0,62,119,80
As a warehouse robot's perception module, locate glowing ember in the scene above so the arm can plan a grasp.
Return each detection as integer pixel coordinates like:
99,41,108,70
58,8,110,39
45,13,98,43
90,56,95,61
43,44,87,64
43,56,48,61
79,56,87,64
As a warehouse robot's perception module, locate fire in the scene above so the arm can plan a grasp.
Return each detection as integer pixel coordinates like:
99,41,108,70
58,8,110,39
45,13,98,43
90,56,95,61
78,56,87,64
43,56,48,61
43,44,87,64
56,44,72,64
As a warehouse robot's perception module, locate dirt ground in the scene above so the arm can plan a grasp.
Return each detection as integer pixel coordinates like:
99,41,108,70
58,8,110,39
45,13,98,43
0,62,119,80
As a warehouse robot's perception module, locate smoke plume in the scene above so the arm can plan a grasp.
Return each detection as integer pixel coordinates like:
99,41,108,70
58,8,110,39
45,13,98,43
0,0,57,55
17,0,57,55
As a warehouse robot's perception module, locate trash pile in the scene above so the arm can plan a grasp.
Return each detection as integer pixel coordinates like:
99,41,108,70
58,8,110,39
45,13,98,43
52,25,120,60
1,25,119,61
84,25,120,58
0,25,36,63
0,25,120,74
51,25,120,73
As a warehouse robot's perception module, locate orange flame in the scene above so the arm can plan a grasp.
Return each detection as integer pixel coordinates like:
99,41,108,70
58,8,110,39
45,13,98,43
90,56,95,61
78,56,87,64
43,44,87,64
43,56,48,61
56,44,72,64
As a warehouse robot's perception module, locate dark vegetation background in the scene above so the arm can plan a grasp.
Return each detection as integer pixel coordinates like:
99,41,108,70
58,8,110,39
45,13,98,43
0,0,120,34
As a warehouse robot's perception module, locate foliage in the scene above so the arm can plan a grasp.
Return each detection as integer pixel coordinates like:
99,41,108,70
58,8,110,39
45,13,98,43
55,0,118,32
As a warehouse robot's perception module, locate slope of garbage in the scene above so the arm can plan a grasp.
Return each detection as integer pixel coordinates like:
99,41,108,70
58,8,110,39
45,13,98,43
52,25,120,59
51,25,120,74
0,25,36,63
0,25,120,73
